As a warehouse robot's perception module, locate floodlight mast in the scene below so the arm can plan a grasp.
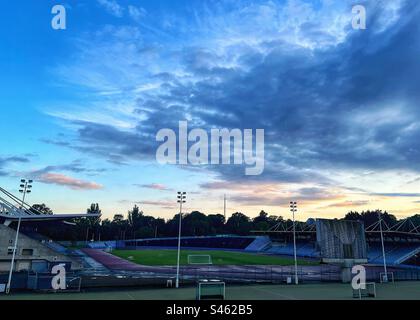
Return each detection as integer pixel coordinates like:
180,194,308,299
378,212,388,282
223,194,227,221
176,192,186,289
290,201,299,285
6,179,33,294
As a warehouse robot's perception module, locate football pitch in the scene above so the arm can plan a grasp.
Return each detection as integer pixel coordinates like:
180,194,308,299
111,249,317,266
2,282,420,300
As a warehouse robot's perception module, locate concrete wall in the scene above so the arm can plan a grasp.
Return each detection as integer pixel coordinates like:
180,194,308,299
0,224,83,272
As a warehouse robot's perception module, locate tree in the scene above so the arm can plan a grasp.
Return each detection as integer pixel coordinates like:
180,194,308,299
207,214,226,234
345,210,397,227
87,203,101,215
182,211,210,236
128,205,144,238
30,203,53,215
226,212,252,235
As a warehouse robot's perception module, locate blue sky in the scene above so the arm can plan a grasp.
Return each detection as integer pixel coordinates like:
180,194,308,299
1,0,420,220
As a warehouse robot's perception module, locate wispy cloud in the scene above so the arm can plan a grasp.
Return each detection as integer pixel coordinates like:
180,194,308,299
119,199,175,209
134,183,173,191
43,0,420,216
371,192,420,198
38,173,103,190
0,156,31,177
128,5,147,22
97,0,124,17
323,200,371,209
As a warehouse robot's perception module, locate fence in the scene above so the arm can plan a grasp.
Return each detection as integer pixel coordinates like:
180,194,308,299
3,265,420,291
178,265,342,284
27,272,82,292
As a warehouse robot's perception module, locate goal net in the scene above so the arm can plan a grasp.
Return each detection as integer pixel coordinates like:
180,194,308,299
353,282,376,299
380,272,394,283
188,255,213,265
197,281,225,300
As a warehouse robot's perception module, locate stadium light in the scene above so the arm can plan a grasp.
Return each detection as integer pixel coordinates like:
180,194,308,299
6,179,33,294
378,212,388,282
290,201,299,285
176,192,187,289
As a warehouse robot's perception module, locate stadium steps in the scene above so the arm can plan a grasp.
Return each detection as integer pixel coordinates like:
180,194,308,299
76,249,109,271
264,243,319,258
398,247,420,265
22,230,69,255
368,244,420,265
87,241,117,249
245,236,272,252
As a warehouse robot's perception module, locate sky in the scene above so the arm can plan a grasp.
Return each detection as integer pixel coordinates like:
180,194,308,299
1,0,420,221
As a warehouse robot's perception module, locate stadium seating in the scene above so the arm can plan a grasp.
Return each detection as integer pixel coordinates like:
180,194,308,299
368,243,420,265
22,230,69,254
123,236,256,250
265,242,320,258
245,236,272,252
87,241,117,249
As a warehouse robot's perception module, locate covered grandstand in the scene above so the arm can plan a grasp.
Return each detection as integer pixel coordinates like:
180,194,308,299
0,186,101,291
253,217,420,268
122,236,267,251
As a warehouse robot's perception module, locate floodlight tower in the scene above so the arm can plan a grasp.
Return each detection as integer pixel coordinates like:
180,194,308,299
6,179,33,294
223,194,227,221
378,211,388,282
176,192,186,289
290,201,299,285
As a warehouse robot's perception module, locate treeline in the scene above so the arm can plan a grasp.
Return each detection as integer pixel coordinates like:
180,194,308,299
344,209,420,227
30,204,420,242
33,204,284,241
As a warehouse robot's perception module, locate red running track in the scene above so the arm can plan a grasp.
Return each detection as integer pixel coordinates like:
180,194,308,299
82,248,145,271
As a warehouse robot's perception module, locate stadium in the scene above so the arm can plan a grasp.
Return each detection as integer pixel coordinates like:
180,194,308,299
1,185,420,300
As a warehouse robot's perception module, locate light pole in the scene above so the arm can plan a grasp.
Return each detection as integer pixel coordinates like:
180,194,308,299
6,179,33,294
290,201,299,285
378,211,388,282
176,192,186,289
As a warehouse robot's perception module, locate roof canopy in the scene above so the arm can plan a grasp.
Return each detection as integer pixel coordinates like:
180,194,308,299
0,186,100,222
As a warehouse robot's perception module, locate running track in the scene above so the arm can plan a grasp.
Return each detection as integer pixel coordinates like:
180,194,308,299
81,249,342,282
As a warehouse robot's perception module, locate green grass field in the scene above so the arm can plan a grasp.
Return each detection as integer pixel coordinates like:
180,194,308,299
111,249,317,266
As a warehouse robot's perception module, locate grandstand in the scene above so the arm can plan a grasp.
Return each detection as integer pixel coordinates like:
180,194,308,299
109,217,420,270
0,186,100,291
265,242,319,259
123,236,260,251
254,217,420,269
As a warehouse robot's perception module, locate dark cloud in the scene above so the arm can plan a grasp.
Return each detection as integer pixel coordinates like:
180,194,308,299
53,1,420,187
29,160,108,177
229,186,343,207
0,156,30,177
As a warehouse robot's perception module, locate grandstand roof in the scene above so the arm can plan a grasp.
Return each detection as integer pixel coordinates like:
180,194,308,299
253,217,420,240
0,186,100,222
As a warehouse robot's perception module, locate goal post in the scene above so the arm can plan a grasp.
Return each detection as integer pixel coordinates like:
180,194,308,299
353,282,376,299
380,272,395,283
197,280,225,300
188,255,213,265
